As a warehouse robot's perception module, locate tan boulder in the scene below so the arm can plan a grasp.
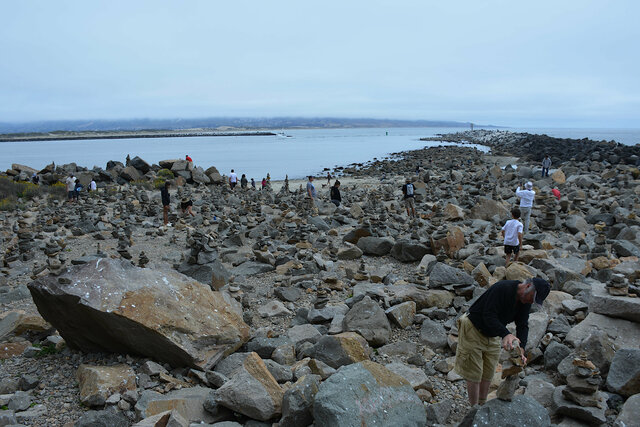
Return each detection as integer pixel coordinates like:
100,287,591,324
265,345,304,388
590,256,614,270
77,364,136,407
444,203,465,220
472,263,496,287
214,352,284,421
469,197,510,220
518,250,548,264
551,169,566,184
430,226,465,258
28,259,250,370
424,289,455,309
505,262,534,281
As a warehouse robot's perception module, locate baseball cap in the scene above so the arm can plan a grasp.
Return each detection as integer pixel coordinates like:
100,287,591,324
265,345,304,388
532,278,550,305
525,181,533,190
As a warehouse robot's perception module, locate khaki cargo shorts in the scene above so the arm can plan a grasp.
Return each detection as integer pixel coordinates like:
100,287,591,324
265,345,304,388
454,314,501,382
404,197,415,209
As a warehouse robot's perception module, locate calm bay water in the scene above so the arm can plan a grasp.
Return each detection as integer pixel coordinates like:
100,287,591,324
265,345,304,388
1,127,638,181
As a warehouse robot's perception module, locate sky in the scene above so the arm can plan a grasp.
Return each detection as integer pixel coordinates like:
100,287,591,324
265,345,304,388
1,1,639,128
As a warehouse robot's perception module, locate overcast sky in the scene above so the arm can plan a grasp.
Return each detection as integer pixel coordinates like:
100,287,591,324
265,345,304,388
1,1,638,127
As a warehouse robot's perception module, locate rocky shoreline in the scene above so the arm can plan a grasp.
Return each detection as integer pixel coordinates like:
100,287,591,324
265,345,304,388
1,130,640,426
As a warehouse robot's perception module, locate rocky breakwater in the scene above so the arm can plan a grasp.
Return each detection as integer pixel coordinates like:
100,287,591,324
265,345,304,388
422,129,640,166
1,139,640,425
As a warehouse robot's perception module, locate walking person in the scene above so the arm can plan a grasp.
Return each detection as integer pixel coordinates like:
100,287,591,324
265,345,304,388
73,179,82,202
516,182,535,235
65,173,76,203
327,172,331,185
454,278,550,406
502,208,523,265
229,169,238,189
240,174,248,189
251,178,256,190
330,180,341,207
306,176,317,211
402,178,416,219
160,181,171,226
541,155,551,177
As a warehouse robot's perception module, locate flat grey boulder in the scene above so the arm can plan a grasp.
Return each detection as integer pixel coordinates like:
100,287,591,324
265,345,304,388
566,313,640,350
233,261,275,276
589,281,640,322
135,387,217,424
342,296,391,346
390,240,429,262
606,349,640,397
614,393,640,427
553,385,607,425
279,374,321,427
28,259,249,370
313,361,426,427
356,236,394,256
419,318,448,349
458,395,550,427
428,262,475,287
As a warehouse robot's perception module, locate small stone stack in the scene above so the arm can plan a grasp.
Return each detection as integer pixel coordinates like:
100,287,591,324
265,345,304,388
496,342,524,401
562,355,603,408
137,251,149,268
314,287,330,309
539,193,560,230
607,273,629,296
589,225,609,259
16,219,35,261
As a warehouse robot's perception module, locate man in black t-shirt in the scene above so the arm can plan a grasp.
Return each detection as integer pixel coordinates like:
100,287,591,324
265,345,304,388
160,182,171,226
330,180,341,207
454,278,550,406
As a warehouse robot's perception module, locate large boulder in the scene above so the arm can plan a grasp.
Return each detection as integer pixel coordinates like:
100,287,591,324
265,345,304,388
430,226,465,258
135,387,217,423
214,352,284,421
566,313,640,350
390,241,429,262
28,259,249,370
614,393,640,427
428,262,475,287
458,395,550,427
469,197,510,221
356,236,394,256
606,349,640,397
342,296,391,346
313,361,426,427
129,156,151,174
308,333,370,369
589,281,640,322
279,374,321,427
77,364,136,407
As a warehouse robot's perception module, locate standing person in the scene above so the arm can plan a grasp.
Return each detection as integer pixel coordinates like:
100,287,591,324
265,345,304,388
541,155,551,177
306,176,316,209
229,169,238,190
65,173,76,203
89,178,97,192
160,181,171,226
31,173,39,185
251,178,256,190
327,172,331,185
516,182,535,235
261,178,267,190
185,154,193,163
454,278,551,406
402,178,416,218
502,208,523,265
73,179,82,202
330,180,342,207
240,174,248,189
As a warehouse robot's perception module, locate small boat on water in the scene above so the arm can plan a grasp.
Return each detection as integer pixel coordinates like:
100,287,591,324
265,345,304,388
277,129,293,138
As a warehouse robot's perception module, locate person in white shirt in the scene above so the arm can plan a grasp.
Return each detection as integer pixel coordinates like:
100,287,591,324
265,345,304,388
501,208,524,265
515,181,535,234
65,174,76,203
229,169,238,190
89,179,97,192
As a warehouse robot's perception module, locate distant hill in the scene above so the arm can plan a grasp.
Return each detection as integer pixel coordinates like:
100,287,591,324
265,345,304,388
0,117,491,134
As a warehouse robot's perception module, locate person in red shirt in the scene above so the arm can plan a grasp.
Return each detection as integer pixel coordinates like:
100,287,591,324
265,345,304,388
185,155,193,162
552,188,561,200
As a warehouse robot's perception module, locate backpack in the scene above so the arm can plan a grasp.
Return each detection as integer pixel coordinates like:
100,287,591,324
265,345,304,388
405,183,414,196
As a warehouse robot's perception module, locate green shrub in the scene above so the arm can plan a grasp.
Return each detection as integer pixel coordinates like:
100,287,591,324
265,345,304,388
157,169,174,180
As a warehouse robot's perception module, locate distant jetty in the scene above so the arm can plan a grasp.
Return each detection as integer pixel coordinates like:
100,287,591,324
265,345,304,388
0,130,276,143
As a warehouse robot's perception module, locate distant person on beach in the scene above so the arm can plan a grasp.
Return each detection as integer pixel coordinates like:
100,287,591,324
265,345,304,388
185,154,193,162
65,174,76,203
541,155,551,177
267,173,271,183
261,178,267,190
251,178,256,189
126,154,131,166
180,197,195,217
89,178,97,192
160,181,171,226
402,178,416,218
306,176,317,210
516,181,535,234
501,208,523,265
327,172,331,185
330,180,341,207
73,179,82,202
240,174,248,189
229,169,238,189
